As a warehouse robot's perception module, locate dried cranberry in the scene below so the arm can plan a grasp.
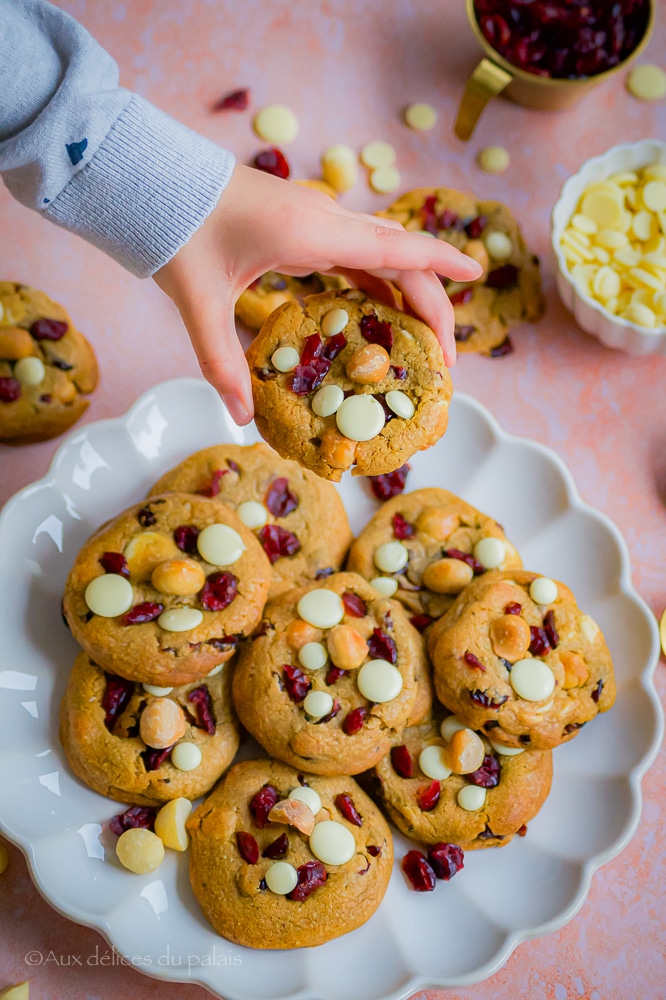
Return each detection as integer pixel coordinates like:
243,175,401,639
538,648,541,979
207,634,239,651
30,318,67,340
335,793,363,827
402,850,436,891
137,506,157,528
438,207,460,230
290,357,331,395
490,337,514,358
300,333,324,366
470,690,508,709
142,746,173,770
469,754,500,788
360,313,393,352
322,332,347,360
316,698,341,724
283,663,311,703
0,377,21,403
564,721,586,734
529,626,551,656
421,195,440,235
427,842,464,880
102,675,134,730
325,665,347,685
464,651,487,672
289,860,327,901
367,628,397,664
213,88,249,111
486,265,519,289
199,571,238,612
342,706,367,735
39,394,52,403
417,780,441,811
410,614,434,632
518,823,528,837
253,147,290,179
258,524,301,563
262,833,289,859
391,365,407,379
188,685,216,735
342,591,366,617
591,679,604,704
375,393,395,424
174,524,200,553
391,744,413,778
367,845,381,857
454,325,475,342
99,552,129,577
465,214,487,239
109,806,156,837
123,602,163,625
443,548,484,574
543,609,559,648
449,287,473,306
265,477,298,517
199,469,228,497
392,513,415,540
236,831,259,864
368,464,410,500
505,602,522,615
250,784,279,828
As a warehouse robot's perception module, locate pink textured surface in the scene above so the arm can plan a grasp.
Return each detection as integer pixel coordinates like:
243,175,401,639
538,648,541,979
1,1,665,998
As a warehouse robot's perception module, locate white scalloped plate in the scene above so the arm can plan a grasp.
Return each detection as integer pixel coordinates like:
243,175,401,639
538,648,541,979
0,378,662,999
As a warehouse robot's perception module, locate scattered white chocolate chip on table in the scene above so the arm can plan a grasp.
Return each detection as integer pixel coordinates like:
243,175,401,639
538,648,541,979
321,144,358,193
253,104,299,144
236,500,269,529
626,64,666,102
297,588,344,629
171,741,202,772
197,523,245,565
510,657,556,702
84,574,133,618
419,745,452,781
404,102,437,131
309,820,355,865
154,797,192,851
360,141,396,169
457,785,487,811
477,145,510,174
370,165,401,194
357,659,403,702
288,784,322,815
116,827,165,874
265,860,299,895
157,607,203,632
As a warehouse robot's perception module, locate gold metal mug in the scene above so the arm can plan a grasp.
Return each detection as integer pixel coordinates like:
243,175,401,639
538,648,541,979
454,0,656,141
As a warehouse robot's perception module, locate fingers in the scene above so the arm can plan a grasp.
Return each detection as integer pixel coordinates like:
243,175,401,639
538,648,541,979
393,269,457,367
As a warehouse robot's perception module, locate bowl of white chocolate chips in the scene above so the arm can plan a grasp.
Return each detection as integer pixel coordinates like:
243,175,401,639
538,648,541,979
552,139,666,356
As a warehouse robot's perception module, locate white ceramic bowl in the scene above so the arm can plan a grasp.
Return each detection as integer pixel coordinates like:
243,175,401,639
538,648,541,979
551,139,666,356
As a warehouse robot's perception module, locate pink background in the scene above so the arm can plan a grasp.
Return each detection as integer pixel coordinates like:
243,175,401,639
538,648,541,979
1,1,665,998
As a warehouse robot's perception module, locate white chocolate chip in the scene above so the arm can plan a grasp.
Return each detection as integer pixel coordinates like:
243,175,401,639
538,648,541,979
473,536,506,569
321,307,349,337
360,141,396,168
335,394,385,441
477,145,510,174
116,828,165,874
297,588,344,629
440,715,467,742
265,860,299,895
157,607,203,632
253,104,299,144
197,523,245,566
580,614,600,643
207,662,224,677
321,148,358,193
510,657,556,702
374,540,409,573
357,659,403,702
303,689,334,719
489,739,525,756
370,576,399,597
457,785,487,811
154,797,192,851
142,684,174,697
271,346,300,372
288,785,322,815
13,356,45,386
626,64,666,102
322,144,356,164
485,231,513,260
298,641,328,671
309,820,355,865
404,102,437,131
369,165,401,194
419,745,452,781
312,384,344,417
84,574,133,618
385,389,415,419
171,741,202,772
236,500,268,529
529,577,559,605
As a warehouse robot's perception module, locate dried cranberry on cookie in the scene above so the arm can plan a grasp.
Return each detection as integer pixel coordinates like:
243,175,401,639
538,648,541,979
59,651,239,806
187,759,393,949
148,442,352,598
246,289,452,481
430,570,616,750
232,572,430,774
62,493,271,686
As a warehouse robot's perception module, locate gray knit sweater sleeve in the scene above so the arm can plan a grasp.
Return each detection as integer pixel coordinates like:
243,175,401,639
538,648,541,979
0,0,235,277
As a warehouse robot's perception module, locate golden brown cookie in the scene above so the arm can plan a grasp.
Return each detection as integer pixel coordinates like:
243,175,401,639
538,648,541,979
0,281,98,443
148,442,352,598
372,712,552,849
59,651,240,806
62,493,271,687
235,272,346,332
346,488,522,625
431,570,616,750
377,188,545,356
232,572,429,775
246,289,452,481
187,759,393,948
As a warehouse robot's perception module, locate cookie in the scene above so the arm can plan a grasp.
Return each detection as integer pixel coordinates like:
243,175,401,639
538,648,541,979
346,488,522,625
0,281,98,443
372,712,552,849
232,572,430,775
148,442,352,598
377,188,545,355
187,759,393,949
430,570,616,750
62,493,271,687
235,272,346,332
59,651,240,806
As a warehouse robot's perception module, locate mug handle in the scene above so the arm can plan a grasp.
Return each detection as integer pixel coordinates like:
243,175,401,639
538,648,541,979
454,58,513,141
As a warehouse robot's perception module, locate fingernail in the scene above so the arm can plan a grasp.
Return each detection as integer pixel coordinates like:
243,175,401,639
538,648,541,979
222,394,252,425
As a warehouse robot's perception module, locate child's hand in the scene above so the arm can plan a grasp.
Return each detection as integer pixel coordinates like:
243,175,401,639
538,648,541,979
154,165,482,424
